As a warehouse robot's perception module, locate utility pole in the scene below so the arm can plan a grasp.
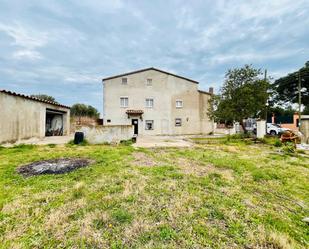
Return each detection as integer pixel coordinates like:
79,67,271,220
298,70,302,130
264,69,268,133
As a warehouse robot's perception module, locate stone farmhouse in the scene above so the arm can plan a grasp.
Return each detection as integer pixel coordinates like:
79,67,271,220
102,67,214,135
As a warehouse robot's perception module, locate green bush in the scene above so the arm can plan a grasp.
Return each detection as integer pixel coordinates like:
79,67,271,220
273,139,282,147
282,142,295,154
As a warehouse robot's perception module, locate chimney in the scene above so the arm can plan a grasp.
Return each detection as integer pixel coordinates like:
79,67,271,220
209,87,214,94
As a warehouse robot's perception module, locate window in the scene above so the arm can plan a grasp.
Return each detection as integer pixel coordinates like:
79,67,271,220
120,97,128,107
175,118,182,126
145,98,154,108
145,120,154,130
146,78,152,86
122,78,127,85
176,100,183,108
107,119,111,123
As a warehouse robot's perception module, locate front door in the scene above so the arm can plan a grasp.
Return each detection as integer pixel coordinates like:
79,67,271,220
132,119,138,135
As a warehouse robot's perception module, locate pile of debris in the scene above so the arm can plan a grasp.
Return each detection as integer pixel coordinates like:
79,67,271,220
17,158,94,177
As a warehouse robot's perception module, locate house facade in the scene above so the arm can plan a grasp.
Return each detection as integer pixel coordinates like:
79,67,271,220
102,67,214,135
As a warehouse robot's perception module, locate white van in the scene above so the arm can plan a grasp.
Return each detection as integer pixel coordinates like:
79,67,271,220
267,123,290,136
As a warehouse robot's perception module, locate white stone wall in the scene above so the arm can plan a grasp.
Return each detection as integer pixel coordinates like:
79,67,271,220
0,92,70,144
103,69,213,135
80,125,134,144
256,120,266,138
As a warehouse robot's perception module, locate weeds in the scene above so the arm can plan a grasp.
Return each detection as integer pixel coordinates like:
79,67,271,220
282,142,296,154
120,139,134,146
0,143,307,248
67,139,89,146
273,139,282,147
111,208,133,224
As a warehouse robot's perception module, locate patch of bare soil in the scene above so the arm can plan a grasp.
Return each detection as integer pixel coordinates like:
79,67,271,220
177,158,210,176
132,152,160,167
17,158,94,177
177,158,234,180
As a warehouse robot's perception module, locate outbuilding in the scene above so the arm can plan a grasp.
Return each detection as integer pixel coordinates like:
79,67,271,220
0,90,70,144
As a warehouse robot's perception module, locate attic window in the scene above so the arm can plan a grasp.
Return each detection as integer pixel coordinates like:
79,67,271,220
122,78,127,85
146,78,152,86
176,100,183,108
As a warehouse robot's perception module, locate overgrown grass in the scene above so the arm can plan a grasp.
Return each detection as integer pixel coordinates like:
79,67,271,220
0,141,308,248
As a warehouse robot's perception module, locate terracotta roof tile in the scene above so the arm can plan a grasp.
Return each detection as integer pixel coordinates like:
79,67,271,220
0,89,70,109
126,109,144,114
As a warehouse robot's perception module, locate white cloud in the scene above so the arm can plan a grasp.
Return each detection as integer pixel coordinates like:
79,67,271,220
0,22,48,60
208,48,305,67
0,0,308,110
12,50,42,60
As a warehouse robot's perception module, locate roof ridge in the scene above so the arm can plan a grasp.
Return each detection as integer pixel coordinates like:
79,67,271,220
102,67,199,84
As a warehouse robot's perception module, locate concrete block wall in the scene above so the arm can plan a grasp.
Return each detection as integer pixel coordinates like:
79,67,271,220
80,125,134,144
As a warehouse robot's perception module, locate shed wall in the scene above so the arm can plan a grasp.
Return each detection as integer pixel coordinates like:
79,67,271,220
0,93,70,144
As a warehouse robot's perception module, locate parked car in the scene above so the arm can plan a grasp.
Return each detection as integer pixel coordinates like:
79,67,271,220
267,123,290,136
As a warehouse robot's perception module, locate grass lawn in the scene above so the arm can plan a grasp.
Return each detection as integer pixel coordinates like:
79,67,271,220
0,139,308,248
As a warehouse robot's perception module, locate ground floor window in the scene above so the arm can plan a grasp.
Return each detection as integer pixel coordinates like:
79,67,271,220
175,118,182,126
145,120,154,130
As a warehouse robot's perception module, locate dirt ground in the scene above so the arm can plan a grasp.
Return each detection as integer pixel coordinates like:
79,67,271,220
2,135,74,147
133,135,194,148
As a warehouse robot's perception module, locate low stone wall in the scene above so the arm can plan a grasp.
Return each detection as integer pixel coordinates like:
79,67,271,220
80,125,134,144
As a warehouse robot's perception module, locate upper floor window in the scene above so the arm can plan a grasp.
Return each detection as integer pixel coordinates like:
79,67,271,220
120,97,128,107
145,98,154,108
176,100,183,108
146,78,152,86
122,78,127,85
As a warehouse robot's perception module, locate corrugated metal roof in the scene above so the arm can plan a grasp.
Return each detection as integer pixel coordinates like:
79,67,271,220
0,89,70,109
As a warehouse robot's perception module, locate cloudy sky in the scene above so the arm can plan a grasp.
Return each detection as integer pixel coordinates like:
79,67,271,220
0,0,308,113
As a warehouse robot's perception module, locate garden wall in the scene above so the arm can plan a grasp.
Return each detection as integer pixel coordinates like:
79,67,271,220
80,125,134,144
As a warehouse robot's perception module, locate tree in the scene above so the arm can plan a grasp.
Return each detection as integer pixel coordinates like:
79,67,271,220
71,103,100,119
31,94,58,103
273,62,309,107
268,105,296,117
303,105,309,115
208,65,270,130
